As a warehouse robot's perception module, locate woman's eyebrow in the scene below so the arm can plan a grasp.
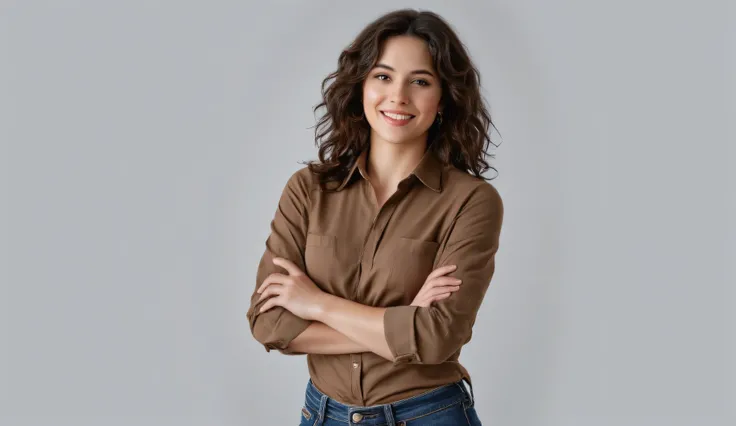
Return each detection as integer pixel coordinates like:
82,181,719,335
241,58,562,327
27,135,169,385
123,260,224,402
374,63,435,77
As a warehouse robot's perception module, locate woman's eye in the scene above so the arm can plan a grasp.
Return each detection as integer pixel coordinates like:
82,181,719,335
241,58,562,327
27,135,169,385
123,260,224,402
374,74,430,87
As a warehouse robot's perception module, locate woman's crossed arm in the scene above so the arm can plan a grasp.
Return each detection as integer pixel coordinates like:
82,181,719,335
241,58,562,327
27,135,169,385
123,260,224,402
259,262,462,359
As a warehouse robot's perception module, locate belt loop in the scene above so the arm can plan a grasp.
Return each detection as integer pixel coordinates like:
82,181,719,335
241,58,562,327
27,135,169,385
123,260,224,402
383,404,396,426
462,378,475,408
315,394,328,425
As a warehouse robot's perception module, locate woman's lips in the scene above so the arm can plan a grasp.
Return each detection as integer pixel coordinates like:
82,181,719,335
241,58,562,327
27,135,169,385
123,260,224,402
381,111,414,127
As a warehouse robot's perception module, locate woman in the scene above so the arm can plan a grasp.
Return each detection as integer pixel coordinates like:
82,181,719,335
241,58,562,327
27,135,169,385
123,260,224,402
246,9,503,425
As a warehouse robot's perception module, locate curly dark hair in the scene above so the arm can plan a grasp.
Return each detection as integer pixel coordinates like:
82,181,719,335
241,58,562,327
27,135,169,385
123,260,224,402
305,8,500,191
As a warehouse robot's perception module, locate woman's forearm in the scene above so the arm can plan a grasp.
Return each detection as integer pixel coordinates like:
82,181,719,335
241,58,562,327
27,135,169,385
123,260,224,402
286,322,371,355
315,293,393,361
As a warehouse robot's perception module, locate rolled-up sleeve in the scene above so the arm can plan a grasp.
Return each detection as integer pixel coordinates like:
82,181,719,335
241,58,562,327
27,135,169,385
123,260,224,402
383,182,504,365
246,169,313,354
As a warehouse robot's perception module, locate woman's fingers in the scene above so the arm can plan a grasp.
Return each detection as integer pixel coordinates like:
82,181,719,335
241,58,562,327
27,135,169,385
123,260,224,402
414,290,454,308
259,296,282,313
425,264,457,281
412,284,461,307
425,284,461,304
414,276,461,300
257,272,288,293
431,292,452,303
427,285,460,298
434,276,462,287
272,257,305,277
423,276,462,291
256,283,283,303
412,266,461,307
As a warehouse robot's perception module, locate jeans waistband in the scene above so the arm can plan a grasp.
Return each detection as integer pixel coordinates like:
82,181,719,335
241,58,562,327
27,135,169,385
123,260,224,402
304,378,474,425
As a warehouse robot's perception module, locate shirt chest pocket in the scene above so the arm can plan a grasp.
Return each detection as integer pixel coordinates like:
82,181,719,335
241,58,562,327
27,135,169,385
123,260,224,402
304,233,358,297
386,237,440,304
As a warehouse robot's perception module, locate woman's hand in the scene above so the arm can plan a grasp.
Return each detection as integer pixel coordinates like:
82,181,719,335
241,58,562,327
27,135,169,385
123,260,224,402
410,264,462,307
256,257,327,320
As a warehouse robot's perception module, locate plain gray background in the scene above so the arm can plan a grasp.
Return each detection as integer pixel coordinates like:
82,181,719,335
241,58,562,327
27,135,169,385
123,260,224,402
2,1,733,425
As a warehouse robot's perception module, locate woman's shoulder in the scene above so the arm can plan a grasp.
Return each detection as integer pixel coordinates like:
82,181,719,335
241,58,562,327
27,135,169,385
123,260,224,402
283,165,321,197
443,167,503,207
442,168,504,232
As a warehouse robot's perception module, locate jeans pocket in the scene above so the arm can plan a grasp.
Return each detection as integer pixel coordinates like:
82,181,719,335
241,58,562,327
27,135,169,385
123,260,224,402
405,401,467,425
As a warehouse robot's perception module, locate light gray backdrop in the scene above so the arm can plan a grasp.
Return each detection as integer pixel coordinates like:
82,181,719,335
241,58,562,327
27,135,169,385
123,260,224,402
2,1,733,425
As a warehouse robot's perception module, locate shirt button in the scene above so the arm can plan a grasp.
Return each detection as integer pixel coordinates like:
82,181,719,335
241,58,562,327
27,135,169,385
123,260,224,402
352,412,364,422
352,362,359,369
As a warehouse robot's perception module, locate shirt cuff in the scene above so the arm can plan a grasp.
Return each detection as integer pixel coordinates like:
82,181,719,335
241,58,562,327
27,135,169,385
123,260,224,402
384,305,422,365
249,308,311,353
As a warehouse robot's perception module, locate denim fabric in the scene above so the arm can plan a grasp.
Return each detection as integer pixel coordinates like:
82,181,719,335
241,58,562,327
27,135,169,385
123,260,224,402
298,378,482,425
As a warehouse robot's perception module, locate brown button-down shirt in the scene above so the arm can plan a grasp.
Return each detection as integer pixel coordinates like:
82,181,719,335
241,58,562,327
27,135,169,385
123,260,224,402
246,147,504,406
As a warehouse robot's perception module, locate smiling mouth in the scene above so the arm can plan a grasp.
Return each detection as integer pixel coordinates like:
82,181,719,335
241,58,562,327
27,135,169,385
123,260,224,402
381,111,415,119
380,111,415,127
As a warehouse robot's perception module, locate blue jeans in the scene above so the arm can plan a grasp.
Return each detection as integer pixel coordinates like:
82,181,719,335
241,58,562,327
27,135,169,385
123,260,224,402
299,378,482,425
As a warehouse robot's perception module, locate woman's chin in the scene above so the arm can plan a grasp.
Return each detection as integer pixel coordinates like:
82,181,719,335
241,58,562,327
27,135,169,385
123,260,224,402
375,131,430,147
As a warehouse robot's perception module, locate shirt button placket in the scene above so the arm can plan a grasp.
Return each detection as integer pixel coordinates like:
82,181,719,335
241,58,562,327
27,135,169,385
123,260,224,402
355,209,380,298
350,354,363,405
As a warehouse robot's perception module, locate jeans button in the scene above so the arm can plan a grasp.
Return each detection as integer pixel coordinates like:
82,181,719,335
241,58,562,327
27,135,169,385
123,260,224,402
351,412,363,423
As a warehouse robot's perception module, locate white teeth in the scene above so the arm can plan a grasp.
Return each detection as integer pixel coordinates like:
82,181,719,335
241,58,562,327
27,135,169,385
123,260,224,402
383,111,413,120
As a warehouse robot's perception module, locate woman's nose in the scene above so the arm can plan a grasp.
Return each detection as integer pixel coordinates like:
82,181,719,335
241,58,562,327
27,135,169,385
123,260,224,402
389,84,410,104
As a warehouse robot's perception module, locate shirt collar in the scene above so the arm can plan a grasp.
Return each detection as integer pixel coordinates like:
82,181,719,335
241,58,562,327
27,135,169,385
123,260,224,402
335,146,443,192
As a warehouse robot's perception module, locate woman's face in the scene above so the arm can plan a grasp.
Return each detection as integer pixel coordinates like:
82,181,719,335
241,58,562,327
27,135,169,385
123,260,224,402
362,35,443,148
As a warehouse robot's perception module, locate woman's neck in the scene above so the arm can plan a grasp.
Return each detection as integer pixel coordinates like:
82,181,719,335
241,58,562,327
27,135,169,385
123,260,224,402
365,139,427,191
